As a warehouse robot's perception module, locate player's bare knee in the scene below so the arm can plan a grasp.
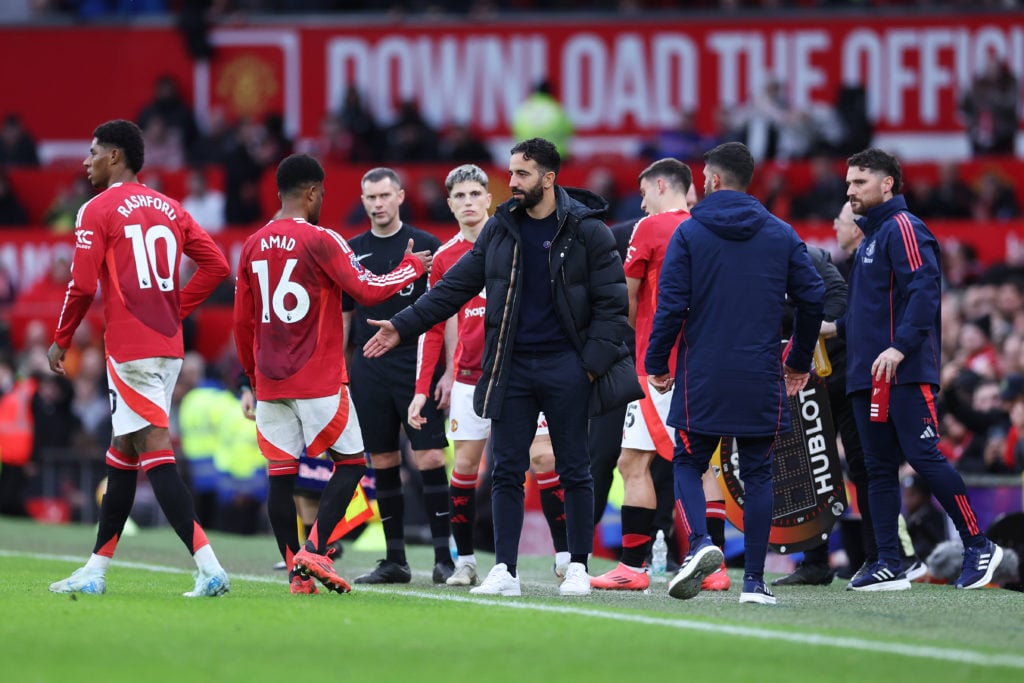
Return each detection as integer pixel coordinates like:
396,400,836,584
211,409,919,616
130,425,170,455
370,451,401,469
414,448,446,470
111,434,136,459
617,449,654,481
529,450,555,472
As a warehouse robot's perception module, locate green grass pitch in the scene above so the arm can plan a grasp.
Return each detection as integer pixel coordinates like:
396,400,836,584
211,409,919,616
1,517,1020,682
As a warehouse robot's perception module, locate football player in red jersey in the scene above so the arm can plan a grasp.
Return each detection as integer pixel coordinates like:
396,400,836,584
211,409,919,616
233,154,431,594
48,119,231,597
590,159,733,592
409,164,570,586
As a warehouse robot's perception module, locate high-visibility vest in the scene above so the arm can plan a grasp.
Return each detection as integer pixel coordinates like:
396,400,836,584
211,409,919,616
0,378,37,466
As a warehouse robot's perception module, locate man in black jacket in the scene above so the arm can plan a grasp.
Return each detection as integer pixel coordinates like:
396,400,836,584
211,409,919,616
363,138,640,597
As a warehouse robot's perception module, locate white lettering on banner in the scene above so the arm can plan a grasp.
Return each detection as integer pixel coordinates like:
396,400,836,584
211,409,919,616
842,25,1024,125
707,30,830,110
327,35,546,128
562,32,698,128
323,24,1023,134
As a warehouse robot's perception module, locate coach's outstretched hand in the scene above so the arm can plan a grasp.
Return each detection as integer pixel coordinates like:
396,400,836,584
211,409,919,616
407,238,433,274
363,319,401,358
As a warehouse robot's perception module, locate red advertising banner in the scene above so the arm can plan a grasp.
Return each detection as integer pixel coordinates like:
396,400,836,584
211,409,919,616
1,14,1021,146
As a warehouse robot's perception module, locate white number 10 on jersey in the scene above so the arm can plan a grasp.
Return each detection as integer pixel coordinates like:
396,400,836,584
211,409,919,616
125,223,177,291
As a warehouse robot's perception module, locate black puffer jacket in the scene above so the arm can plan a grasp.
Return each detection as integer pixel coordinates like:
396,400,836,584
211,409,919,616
391,185,639,419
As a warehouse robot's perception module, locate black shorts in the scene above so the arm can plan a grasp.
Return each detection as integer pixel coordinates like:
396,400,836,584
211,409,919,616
348,350,448,453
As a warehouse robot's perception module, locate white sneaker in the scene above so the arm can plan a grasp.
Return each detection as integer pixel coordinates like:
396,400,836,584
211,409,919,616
553,551,571,582
49,566,106,595
469,563,521,596
446,561,479,586
559,562,591,596
183,566,230,597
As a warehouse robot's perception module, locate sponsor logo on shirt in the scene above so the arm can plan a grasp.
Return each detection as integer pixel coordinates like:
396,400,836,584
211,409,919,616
75,229,94,249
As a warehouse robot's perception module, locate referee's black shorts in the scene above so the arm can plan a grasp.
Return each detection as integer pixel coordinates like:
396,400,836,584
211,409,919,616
348,349,448,453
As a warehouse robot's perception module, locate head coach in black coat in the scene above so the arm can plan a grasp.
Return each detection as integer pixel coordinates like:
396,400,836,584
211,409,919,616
362,138,641,597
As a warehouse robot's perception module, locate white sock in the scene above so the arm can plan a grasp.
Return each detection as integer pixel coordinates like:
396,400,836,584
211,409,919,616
193,545,221,572
457,554,476,567
84,554,111,573
555,551,571,567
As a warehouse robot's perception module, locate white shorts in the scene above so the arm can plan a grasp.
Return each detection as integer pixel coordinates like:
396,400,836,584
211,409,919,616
621,376,676,459
255,386,364,461
447,381,548,441
106,356,182,437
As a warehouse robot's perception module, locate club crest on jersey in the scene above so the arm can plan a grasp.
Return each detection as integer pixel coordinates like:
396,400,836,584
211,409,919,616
862,240,876,264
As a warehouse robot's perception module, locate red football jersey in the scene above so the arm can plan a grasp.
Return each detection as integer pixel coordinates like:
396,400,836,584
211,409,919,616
415,234,486,394
234,217,425,401
624,209,690,375
54,181,229,361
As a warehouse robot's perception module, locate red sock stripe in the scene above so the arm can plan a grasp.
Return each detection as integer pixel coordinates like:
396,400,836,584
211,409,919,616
106,448,139,471
451,472,478,489
333,457,365,468
96,535,119,558
268,459,299,476
535,472,561,489
191,521,210,553
622,533,651,549
140,449,176,472
956,494,980,536
706,501,727,519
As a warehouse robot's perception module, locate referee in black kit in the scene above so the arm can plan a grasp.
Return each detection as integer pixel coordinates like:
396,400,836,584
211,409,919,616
342,167,454,585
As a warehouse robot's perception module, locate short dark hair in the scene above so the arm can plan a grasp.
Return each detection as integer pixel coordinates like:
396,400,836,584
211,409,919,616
361,167,402,188
445,164,488,193
93,119,144,173
638,158,692,194
510,137,560,176
276,154,325,195
847,148,902,194
703,142,754,190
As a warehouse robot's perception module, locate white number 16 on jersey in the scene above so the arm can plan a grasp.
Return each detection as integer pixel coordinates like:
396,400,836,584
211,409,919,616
251,258,310,324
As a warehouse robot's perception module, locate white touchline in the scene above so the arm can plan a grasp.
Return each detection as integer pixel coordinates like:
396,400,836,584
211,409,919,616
11,550,1022,670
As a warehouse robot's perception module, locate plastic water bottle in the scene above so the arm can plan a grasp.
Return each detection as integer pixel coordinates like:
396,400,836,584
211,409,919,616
651,530,668,576
813,336,832,377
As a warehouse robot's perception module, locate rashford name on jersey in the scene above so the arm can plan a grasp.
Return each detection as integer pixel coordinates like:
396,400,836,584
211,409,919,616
115,193,178,221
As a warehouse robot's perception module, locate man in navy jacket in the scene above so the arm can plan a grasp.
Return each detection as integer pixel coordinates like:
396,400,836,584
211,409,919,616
822,148,1003,591
646,142,825,605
